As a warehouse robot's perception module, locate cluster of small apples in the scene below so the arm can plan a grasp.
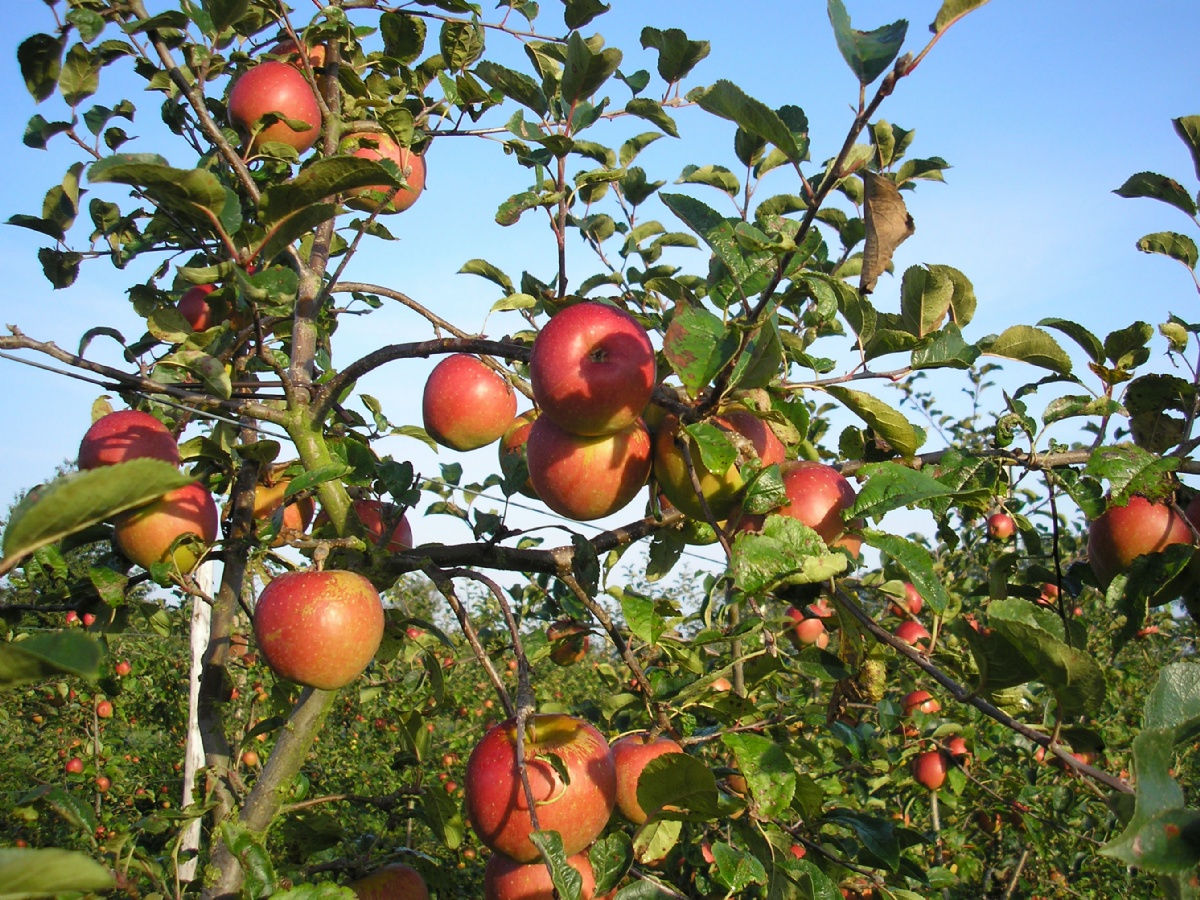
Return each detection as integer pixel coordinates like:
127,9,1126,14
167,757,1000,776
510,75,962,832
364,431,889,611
463,713,686,898
898,687,971,791
225,41,425,211
78,409,218,572
886,581,931,651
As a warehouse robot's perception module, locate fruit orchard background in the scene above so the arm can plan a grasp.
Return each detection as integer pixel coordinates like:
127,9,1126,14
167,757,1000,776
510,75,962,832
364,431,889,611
3,1,1200,899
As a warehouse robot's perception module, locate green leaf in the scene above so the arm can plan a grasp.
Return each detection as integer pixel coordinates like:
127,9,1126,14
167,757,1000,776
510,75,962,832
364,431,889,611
475,60,548,116
1114,171,1198,216
987,597,1106,719
589,832,633,896
678,164,739,196
0,848,114,895
379,11,427,66
17,34,63,103
1105,320,1153,369
687,80,803,161
0,631,104,688
639,26,710,83
1136,231,1198,269
620,588,670,646
529,830,585,900
220,821,277,897
823,385,921,456
899,264,955,337
1145,662,1200,736
1085,444,1179,504
826,0,908,86
261,157,400,223
624,100,678,138
1173,115,1200,181
931,0,991,34
980,325,1072,374
722,734,795,818
731,516,847,595
635,752,720,820
159,349,232,399
711,841,768,892
562,31,622,104
1038,317,1103,364
862,530,951,614
661,301,740,397
59,43,99,106
910,323,980,370
2,461,193,564
823,809,900,870
202,0,251,32
270,885,356,900
89,154,240,236
660,192,773,301
850,462,986,521
958,619,1039,693
458,257,515,294
439,19,485,71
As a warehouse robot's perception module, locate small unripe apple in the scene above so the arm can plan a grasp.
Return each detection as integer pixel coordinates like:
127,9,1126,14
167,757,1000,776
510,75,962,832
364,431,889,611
78,409,180,470
987,512,1015,540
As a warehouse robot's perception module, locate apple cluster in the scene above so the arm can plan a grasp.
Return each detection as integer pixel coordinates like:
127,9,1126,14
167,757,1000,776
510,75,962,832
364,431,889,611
463,713,686,898
78,409,218,573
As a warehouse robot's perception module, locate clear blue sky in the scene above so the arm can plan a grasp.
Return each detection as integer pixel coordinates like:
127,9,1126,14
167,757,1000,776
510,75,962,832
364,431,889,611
1,1,1198,557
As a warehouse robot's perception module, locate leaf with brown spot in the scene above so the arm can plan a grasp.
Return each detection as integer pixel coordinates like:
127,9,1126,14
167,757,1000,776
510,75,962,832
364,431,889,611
859,172,914,294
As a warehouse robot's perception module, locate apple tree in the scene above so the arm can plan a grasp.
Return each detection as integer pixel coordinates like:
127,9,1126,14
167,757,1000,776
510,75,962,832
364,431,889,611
3,0,1200,897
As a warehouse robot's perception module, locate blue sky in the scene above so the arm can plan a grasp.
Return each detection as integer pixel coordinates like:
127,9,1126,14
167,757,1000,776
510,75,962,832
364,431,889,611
1,1,1198,561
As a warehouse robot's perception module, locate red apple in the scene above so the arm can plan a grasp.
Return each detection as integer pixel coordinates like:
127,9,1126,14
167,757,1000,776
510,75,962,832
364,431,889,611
465,713,616,862
499,410,539,498
254,479,316,545
894,620,930,650
611,731,685,824
252,570,385,690
114,660,132,677
987,512,1015,540
483,851,596,900
902,690,940,716
890,583,923,617
423,354,517,451
653,408,785,520
946,736,969,760
241,750,260,768
78,409,180,469
785,607,829,649
352,499,413,552
270,40,328,70
912,749,948,791
351,862,429,900
113,482,219,572
66,757,84,775
529,301,656,436
1087,495,1195,587
340,132,426,213
95,775,111,793
775,461,856,544
833,519,865,557
96,699,113,719
227,60,321,153
546,619,590,666
178,284,216,331
526,416,651,521
1037,582,1060,607
82,613,96,627
711,676,733,693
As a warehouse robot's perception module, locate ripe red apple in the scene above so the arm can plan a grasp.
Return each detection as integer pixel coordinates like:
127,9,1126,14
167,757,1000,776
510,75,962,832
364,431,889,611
1037,582,1060,607
95,775,111,793
987,512,1015,540
78,409,180,469
1087,495,1195,587
653,408,785,520
529,301,656,436
611,731,685,824
113,482,219,572
483,850,596,900
499,410,539,498
241,750,260,768
894,620,930,650
178,284,216,331
546,619,590,666
422,354,517,451
352,499,413,552
902,690,940,716
227,60,321,153
253,479,315,545
96,699,113,719
82,612,96,627
351,862,429,900
912,749,948,791
114,660,132,677
340,132,426,213
526,416,651,521
890,582,923,617
946,736,969,760
252,570,385,690
775,461,857,544
465,713,616,862
66,757,84,775
785,607,829,649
